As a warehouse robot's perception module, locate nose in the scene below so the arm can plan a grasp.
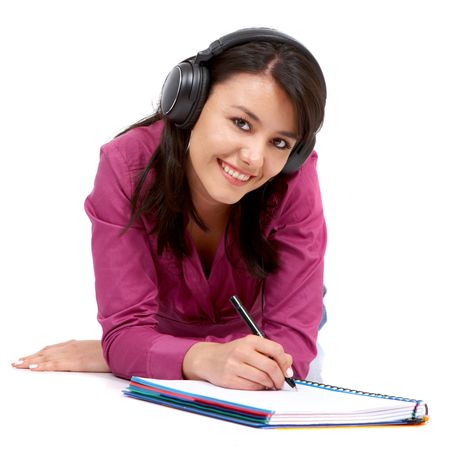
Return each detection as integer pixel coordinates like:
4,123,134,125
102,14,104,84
239,139,265,170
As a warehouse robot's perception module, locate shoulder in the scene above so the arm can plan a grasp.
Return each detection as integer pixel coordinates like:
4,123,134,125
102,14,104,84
99,120,165,171
268,151,323,224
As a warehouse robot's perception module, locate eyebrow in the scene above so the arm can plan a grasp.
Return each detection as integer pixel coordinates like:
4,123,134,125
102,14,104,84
231,105,298,140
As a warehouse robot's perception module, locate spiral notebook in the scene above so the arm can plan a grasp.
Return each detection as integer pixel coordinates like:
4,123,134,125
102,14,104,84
123,377,428,428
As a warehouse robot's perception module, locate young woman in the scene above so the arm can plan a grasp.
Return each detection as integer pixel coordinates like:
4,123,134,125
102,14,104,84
12,28,327,390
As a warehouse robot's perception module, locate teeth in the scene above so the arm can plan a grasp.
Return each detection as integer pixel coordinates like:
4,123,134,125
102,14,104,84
221,163,250,182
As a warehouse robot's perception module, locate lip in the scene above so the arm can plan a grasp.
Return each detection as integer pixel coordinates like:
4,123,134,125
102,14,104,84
220,159,254,177
218,159,255,186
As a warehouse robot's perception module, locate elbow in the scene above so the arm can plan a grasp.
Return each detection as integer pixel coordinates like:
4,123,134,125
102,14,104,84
100,326,152,380
101,331,132,380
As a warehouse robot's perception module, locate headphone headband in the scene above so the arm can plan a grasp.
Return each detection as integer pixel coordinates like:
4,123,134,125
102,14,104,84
194,28,308,64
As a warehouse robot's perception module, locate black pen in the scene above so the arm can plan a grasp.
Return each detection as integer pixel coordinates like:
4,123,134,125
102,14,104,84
229,295,297,390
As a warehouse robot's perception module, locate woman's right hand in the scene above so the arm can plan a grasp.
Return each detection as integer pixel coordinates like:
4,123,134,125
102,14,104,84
182,335,293,390
11,339,110,373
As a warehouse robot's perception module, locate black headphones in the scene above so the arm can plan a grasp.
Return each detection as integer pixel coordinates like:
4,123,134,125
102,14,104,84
161,28,324,174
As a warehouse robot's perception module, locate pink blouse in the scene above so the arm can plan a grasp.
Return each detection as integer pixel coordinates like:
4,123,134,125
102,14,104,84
84,120,327,380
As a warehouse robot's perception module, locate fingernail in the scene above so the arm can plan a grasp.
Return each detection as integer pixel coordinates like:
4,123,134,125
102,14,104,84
286,367,294,378
12,360,24,366
29,364,38,369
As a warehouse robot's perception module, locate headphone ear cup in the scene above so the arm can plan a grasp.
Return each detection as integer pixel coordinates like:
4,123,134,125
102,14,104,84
178,65,210,129
161,62,189,123
161,61,210,129
281,136,316,174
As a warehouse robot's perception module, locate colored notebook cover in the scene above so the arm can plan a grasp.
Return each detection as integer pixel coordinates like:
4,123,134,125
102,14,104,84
123,377,428,428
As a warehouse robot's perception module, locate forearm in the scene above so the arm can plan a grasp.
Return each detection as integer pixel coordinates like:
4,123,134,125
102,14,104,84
103,326,201,380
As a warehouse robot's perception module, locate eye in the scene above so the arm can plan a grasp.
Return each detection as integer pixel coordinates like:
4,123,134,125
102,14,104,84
232,117,251,131
272,138,291,150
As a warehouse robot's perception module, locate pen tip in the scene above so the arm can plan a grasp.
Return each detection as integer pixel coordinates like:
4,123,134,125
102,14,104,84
284,378,297,390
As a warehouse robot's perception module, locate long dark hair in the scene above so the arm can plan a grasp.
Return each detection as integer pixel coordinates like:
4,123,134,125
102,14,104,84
120,40,326,278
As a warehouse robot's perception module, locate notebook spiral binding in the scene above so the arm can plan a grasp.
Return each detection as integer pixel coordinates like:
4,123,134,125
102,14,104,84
295,379,428,422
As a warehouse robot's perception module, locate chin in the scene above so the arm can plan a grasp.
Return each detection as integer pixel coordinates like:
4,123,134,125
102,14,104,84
208,189,245,206
216,195,243,205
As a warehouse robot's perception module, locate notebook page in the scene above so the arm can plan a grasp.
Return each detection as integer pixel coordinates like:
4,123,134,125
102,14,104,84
133,378,419,415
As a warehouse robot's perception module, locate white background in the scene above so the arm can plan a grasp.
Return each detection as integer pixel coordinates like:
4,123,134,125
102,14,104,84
1,0,449,454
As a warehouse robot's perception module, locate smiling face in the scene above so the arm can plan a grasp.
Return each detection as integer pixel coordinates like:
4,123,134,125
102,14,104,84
186,72,298,215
